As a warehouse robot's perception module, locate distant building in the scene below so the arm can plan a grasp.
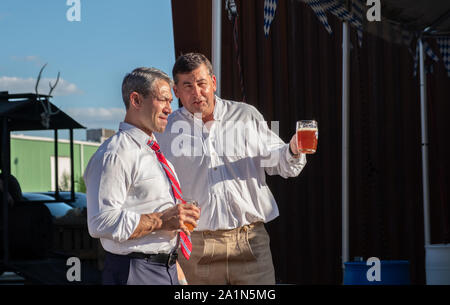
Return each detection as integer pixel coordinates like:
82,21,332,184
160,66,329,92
11,134,100,192
86,128,115,143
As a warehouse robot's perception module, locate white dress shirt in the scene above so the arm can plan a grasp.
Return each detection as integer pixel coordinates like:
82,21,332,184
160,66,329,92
84,122,178,255
156,96,307,231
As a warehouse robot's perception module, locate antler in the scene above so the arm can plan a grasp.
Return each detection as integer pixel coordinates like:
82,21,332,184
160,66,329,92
35,63,60,97
48,71,60,97
34,63,61,128
35,63,48,96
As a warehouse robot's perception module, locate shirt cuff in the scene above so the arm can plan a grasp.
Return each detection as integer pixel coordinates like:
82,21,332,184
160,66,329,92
285,144,306,165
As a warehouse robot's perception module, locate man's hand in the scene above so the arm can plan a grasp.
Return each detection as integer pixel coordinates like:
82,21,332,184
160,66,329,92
289,134,301,158
160,203,201,236
128,203,201,240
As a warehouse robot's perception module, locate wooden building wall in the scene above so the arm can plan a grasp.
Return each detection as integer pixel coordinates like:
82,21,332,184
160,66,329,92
171,0,450,284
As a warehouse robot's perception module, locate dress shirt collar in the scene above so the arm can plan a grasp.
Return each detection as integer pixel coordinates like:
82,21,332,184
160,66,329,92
179,95,225,122
118,122,154,148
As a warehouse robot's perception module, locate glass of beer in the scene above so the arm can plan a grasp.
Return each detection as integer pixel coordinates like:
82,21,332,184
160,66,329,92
177,198,198,232
296,120,318,154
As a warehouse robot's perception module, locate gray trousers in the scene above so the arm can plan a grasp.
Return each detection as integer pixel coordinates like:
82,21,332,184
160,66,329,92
102,251,179,285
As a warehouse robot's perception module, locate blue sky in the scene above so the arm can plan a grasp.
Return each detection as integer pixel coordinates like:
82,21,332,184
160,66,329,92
0,0,177,140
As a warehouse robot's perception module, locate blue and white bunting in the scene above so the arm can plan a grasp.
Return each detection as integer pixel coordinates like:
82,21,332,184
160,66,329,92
305,0,333,34
437,38,450,77
264,0,278,36
413,40,441,77
262,0,446,78
424,41,440,63
304,0,363,45
351,0,364,47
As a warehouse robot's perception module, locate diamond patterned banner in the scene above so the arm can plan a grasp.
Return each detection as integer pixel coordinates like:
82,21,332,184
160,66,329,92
437,38,450,77
264,0,278,36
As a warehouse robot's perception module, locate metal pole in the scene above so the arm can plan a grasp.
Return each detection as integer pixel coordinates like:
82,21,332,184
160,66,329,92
419,38,431,246
80,143,84,183
212,0,222,95
54,129,59,197
70,129,75,201
342,21,350,276
2,117,10,265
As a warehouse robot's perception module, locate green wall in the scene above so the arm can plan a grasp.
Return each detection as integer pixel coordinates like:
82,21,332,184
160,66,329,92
10,135,100,192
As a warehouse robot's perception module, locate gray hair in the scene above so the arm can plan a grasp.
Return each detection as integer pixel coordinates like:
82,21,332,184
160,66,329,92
121,67,173,109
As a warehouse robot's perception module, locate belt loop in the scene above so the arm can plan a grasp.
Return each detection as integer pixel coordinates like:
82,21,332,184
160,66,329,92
244,224,249,232
168,252,173,266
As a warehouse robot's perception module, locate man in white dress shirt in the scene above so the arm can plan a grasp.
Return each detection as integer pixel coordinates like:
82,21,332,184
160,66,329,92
156,53,307,284
84,67,200,285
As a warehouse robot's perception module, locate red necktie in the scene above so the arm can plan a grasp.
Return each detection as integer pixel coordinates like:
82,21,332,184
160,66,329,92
148,139,192,260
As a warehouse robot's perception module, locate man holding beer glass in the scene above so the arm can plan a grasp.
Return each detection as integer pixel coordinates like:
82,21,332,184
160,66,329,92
156,53,317,284
84,67,200,285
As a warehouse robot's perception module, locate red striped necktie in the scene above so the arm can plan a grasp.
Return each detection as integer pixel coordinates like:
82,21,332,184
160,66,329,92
148,139,192,260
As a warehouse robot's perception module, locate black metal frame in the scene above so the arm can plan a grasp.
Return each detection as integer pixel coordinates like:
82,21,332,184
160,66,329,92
2,117,10,264
422,9,450,34
1,93,81,268
51,129,76,203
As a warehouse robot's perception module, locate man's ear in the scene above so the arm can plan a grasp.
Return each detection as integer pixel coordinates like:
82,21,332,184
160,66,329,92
211,74,217,92
129,92,141,109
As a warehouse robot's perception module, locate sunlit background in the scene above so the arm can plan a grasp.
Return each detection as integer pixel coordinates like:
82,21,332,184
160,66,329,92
0,0,176,140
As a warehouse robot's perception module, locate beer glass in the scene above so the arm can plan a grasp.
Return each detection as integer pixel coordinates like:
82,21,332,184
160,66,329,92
296,120,318,154
176,198,198,232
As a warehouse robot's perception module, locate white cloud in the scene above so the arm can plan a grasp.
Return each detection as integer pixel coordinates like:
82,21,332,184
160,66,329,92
0,76,82,96
11,55,41,63
10,55,44,67
66,107,125,129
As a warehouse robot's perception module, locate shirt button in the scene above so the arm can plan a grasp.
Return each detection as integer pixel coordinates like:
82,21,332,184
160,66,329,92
214,167,217,171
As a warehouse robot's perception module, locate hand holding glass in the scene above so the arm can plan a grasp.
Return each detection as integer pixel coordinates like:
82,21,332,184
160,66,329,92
296,120,318,154
176,198,199,232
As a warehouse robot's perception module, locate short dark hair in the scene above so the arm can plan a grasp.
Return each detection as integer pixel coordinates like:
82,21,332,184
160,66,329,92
172,53,214,84
121,67,173,109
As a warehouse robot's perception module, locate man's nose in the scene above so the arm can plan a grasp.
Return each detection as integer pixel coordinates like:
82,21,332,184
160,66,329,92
164,101,172,114
193,84,202,98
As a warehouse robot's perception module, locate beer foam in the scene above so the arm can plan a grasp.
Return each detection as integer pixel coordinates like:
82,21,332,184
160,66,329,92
297,127,318,131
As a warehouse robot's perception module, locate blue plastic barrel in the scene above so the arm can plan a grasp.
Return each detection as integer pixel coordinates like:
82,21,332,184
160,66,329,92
344,260,410,285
